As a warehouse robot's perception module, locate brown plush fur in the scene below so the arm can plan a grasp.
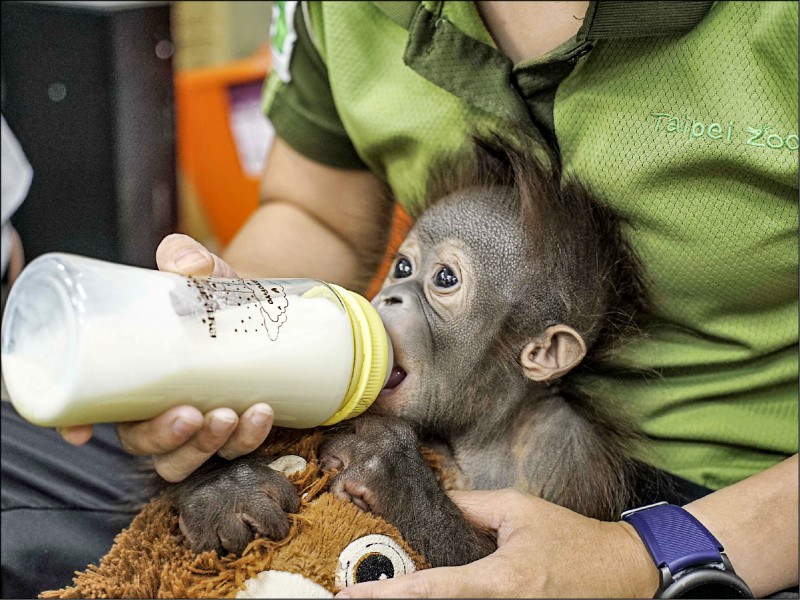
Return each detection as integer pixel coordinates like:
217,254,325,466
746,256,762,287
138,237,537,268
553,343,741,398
40,429,431,599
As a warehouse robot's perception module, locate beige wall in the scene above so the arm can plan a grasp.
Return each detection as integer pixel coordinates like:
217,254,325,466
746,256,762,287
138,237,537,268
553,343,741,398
171,1,273,251
172,1,272,71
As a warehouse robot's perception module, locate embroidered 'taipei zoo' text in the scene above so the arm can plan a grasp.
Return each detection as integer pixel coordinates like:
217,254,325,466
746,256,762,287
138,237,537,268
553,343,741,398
650,112,798,151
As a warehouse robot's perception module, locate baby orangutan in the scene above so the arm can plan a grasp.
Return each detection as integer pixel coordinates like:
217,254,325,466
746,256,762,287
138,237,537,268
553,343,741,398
174,134,670,568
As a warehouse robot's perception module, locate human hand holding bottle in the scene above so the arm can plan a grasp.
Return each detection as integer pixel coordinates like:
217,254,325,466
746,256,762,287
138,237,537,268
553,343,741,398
58,233,275,482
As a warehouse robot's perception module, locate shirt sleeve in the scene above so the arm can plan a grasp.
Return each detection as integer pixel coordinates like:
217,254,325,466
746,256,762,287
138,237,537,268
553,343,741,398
262,1,367,170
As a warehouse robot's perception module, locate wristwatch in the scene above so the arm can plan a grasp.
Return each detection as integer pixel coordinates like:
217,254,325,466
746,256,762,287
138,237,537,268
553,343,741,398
621,502,754,598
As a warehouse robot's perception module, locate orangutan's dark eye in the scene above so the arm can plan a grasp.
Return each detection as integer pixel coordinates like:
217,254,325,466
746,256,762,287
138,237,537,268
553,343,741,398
434,267,459,288
393,257,413,279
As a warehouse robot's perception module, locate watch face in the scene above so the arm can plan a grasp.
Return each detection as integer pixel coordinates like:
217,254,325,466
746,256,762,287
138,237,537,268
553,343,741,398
661,568,753,599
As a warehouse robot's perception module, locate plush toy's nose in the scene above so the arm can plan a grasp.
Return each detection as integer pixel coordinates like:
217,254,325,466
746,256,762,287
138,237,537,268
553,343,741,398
235,570,333,599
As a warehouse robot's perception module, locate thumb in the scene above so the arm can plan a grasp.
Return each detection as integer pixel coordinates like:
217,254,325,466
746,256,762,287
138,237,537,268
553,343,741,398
335,563,489,598
156,234,237,277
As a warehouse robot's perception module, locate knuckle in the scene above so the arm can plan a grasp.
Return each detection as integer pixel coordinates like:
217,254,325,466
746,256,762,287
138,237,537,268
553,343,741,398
194,438,225,456
237,425,269,452
476,557,518,595
216,438,249,461
403,575,436,598
500,487,526,506
118,419,188,456
154,458,188,483
494,555,529,594
116,424,161,456
217,437,261,461
216,447,240,461
114,425,139,454
193,430,230,454
149,436,179,456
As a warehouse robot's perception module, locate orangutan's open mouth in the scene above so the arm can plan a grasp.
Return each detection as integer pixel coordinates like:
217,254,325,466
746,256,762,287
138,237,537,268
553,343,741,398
382,366,407,391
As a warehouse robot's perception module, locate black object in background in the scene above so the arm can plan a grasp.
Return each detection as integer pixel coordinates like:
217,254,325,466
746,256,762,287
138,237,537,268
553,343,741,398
1,1,177,269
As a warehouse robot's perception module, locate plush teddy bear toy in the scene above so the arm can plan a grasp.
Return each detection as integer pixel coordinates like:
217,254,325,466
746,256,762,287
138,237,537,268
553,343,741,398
40,429,436,599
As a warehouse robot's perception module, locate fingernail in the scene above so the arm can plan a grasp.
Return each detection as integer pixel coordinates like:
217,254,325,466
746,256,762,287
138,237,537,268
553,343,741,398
250,407,272,427
173,248,209,274
172,416,198,437
210,414,237,435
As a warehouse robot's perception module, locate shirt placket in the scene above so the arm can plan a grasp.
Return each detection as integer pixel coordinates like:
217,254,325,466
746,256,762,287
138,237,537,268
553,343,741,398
401,1,542,143
400,1,596,152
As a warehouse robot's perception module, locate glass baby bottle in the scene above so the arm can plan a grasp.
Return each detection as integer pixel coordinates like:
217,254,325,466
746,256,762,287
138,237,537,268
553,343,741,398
1,253,392,429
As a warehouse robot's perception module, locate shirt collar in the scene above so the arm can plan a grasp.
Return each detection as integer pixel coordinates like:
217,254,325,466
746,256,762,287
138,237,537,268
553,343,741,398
371,1,715,39
578,1,715,42
368,0,715,146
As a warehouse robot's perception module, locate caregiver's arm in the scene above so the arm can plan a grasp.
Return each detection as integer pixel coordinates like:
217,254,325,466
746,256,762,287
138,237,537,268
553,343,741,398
682,453,798,598
224,136,391,291
337,454,798,598
61,137,392,482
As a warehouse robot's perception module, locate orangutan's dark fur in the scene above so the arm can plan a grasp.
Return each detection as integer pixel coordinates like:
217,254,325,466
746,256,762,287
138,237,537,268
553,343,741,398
169,133,688,569
418,132,650,360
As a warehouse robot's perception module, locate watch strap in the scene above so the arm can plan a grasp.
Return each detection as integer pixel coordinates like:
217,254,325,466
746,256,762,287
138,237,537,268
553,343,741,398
622,502,724,574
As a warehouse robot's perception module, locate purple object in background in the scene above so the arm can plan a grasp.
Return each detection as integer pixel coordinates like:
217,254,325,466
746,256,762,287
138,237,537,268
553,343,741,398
227,80,275,178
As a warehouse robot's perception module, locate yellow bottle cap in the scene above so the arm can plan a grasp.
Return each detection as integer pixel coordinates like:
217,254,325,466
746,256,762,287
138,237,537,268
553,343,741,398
321,285,391,425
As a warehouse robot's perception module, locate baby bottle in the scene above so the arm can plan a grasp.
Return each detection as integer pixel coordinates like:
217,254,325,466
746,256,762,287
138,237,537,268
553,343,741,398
1,253,393,429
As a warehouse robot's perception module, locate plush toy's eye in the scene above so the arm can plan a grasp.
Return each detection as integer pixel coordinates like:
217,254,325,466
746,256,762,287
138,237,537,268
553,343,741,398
434,266,459,288
393,257,413,279
335,534,415,588
355,553,394,582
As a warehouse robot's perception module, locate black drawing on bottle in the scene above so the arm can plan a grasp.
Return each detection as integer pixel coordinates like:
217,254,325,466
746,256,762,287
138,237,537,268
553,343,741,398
171,278,289,341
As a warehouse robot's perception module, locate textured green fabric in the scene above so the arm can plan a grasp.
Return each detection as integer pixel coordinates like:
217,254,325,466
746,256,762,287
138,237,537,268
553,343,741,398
263,1,799,489
556,0,799,488
262,2,365,169
371,1,419,30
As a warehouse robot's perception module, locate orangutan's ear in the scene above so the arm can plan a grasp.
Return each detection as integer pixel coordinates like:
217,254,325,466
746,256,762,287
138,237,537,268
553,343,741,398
519,325,586,382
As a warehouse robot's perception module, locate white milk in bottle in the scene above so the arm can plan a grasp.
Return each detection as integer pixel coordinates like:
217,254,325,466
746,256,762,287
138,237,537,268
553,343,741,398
1,253,392,428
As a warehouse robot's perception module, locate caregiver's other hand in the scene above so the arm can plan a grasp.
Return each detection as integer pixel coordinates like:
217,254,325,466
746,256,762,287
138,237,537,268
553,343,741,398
57,234,274,482
335,489,659,598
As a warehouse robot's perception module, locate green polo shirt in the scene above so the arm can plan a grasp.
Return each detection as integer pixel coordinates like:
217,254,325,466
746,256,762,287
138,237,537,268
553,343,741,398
263,1,799,490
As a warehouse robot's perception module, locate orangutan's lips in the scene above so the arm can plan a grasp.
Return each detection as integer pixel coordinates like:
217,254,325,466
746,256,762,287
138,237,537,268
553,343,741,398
382,366,407,390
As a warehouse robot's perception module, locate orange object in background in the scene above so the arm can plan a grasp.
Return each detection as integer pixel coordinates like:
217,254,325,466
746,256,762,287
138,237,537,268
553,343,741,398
366,205,413,299
174,47,413,299
174,47,271,247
